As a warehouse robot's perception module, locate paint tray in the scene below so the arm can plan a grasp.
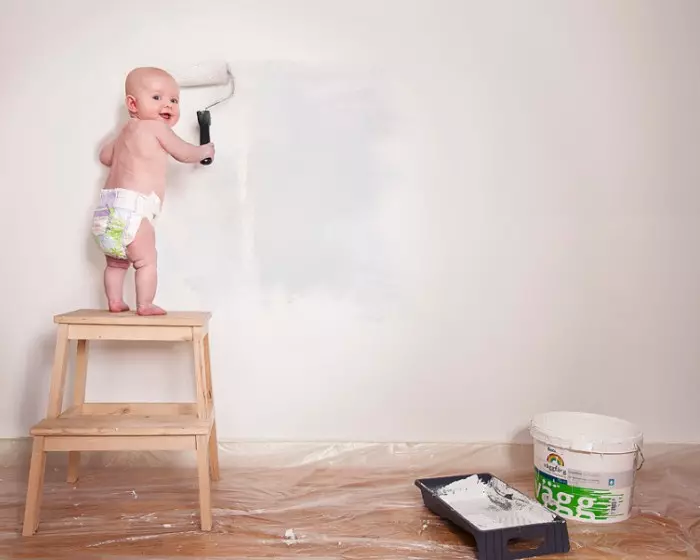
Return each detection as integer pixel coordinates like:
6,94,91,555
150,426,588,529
415,473,570,560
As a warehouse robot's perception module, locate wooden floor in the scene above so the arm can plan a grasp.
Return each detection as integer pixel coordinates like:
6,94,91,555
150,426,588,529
1,442,698,559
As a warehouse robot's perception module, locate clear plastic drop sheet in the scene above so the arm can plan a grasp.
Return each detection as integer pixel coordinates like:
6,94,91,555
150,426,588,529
1,442,698,559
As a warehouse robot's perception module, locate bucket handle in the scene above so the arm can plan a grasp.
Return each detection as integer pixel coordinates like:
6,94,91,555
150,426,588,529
635,444,645,471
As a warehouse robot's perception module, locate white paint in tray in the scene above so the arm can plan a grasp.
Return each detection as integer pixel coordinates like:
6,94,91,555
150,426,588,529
437,475,557,530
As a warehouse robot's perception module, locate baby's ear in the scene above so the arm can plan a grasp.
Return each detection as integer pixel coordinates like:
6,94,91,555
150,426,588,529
125,94,138,113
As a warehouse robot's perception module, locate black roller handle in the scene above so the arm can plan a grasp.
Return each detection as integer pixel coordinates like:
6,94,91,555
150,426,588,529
197,110,212,165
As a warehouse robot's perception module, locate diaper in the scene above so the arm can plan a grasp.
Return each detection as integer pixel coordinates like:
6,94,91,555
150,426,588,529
92,188,162,260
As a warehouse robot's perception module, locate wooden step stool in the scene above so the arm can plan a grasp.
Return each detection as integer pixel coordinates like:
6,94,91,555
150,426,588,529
22,309,220,536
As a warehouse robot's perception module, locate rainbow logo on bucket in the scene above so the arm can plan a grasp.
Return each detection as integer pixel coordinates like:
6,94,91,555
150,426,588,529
546,453,564,466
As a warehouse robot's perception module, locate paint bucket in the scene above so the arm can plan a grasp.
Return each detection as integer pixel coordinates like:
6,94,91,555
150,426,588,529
529,411,644,524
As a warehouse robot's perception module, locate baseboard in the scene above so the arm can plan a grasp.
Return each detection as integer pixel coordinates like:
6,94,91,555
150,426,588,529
2,437,695,475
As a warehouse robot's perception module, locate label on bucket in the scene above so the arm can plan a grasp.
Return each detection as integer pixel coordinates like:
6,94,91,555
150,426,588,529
534,445,633,522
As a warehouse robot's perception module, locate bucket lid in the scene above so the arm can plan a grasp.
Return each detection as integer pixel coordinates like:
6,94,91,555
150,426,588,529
529,411,643,454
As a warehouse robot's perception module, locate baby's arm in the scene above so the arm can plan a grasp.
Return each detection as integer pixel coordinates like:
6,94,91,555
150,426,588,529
151,122,213,163
99,137,115,166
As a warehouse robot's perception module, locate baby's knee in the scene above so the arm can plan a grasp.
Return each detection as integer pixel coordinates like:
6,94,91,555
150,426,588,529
132,252,157,270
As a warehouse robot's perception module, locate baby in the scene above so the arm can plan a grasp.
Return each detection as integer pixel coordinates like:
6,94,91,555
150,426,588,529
92,67,214,315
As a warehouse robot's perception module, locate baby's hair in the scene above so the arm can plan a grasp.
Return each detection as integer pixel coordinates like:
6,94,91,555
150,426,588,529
125,67,177,96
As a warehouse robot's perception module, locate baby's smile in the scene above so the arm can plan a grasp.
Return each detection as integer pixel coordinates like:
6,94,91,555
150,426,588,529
159,110,173,121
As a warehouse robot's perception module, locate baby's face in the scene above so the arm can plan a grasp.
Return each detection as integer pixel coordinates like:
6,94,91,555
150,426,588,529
127,71,181,126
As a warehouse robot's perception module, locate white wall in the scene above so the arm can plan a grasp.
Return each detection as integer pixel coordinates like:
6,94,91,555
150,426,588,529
1,0,699,442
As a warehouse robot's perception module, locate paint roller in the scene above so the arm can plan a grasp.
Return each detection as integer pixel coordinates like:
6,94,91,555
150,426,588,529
172,61,235,165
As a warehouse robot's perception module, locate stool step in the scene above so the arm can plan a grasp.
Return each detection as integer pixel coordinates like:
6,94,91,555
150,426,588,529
54,309,211,327
65,402,198,417
31,403,212,436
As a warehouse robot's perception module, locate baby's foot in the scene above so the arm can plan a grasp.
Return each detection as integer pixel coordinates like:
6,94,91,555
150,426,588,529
108,301,130,313
137,304,167,316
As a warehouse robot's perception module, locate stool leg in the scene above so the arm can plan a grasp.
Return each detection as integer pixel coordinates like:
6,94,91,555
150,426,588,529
192,333,208,418
203,334,220,481
66,455,80,484
22,436,47,536
46,325,70,418
196,434,212,531
208,422,220,481
68,340,89,483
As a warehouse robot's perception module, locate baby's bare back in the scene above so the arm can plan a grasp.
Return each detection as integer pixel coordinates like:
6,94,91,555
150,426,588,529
103,120,168,201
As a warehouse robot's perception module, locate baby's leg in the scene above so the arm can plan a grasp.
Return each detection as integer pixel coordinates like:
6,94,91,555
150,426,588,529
104,256,130,312
126,218,166,316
